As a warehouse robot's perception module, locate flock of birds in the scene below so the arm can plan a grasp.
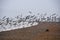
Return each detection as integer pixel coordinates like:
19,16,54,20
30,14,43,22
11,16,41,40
0,11,60,32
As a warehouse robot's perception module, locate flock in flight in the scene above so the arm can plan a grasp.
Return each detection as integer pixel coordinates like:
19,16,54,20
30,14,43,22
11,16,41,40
0,11,60,30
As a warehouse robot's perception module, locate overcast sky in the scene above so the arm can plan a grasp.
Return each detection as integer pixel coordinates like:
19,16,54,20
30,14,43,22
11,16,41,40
0,0,60,18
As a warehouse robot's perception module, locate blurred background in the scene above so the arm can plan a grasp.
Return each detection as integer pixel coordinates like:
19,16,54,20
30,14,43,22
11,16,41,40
0,0,60,18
